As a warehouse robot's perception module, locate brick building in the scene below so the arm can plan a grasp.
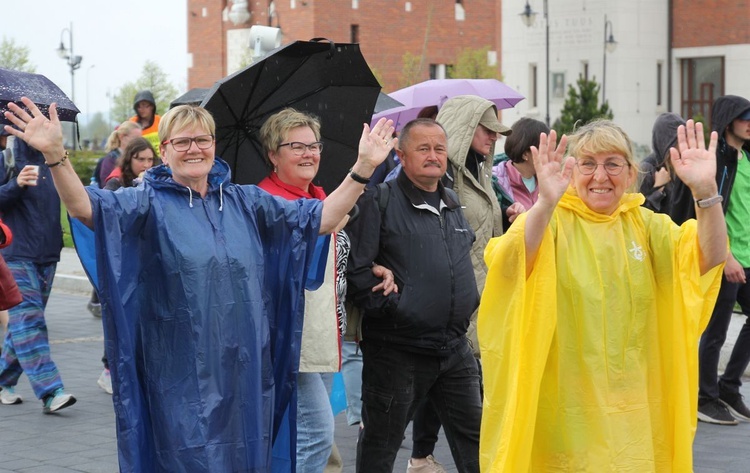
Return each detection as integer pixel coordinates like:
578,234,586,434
187,0,502,93
186,1,750,147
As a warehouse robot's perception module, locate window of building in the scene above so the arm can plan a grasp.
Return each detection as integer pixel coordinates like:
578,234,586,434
290,0,295,9
455,0,465,21
581,61,589,81
680,57,724,126
487,50,497,67
530,64,538,108
429,64,452,80
352,0,358,8
350,25,359,43
656,61,663,107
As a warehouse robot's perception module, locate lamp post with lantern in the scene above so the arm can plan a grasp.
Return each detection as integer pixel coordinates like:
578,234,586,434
602,15,618,104
57,22,83,149
520,0,550,127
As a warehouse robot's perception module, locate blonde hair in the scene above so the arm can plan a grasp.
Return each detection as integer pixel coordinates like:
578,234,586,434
104,121,141,152
158,105,216,144
259,108,321,167
567,120,636,167
567,119,639,189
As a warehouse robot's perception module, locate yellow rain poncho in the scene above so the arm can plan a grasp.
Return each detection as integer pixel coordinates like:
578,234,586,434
478,190,724,473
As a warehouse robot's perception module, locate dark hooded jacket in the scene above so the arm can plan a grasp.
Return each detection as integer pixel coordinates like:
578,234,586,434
132,90,156,115
0,139,62,264
346,171,479,355
668,95,750,225
639,113,685,213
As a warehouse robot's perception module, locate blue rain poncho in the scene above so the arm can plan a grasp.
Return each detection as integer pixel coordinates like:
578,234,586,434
78,159,321,472
478,191,724,472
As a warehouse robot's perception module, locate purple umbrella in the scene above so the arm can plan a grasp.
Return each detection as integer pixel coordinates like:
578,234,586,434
372,78,525,129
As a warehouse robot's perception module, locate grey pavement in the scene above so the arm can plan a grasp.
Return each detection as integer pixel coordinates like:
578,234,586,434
0,248,747,472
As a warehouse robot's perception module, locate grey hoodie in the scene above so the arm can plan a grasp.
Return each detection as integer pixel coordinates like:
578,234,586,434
639,113,685,213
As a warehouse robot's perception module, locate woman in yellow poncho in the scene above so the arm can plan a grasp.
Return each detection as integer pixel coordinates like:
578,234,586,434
478,120,727,472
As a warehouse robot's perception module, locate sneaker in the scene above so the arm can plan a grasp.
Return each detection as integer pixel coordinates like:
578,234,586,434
42,388,76,414
97,369,113,395
697,398,739,425
406,455,448,473
719,390,750,422
0,386,22,405
87,301,102,318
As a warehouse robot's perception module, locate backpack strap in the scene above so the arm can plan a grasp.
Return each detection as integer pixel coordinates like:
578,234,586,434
375,181,391,215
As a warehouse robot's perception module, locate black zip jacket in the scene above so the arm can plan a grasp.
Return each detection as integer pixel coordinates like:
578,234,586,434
346,171,479,355
668,95,750,225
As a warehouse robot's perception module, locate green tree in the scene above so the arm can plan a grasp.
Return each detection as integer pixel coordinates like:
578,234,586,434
0,37,35,72
398,51,423,89
369,66,385,90
111,61,178,124
691,112,712,144
553,75,613,135
84,112,113,149
449,46,498,79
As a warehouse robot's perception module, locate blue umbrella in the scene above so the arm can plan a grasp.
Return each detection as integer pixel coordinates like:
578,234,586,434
0,68,79,125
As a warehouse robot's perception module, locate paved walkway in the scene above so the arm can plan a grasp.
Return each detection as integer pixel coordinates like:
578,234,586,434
0,249,747,472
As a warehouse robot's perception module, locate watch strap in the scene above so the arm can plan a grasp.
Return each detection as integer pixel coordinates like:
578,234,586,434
695,194,723,208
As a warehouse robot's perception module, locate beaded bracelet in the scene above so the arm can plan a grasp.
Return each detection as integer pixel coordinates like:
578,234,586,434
45,151,69,168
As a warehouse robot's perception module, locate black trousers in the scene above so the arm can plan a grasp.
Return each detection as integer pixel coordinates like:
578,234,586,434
356,340,481,473
411,357,483,458
699,269,750,400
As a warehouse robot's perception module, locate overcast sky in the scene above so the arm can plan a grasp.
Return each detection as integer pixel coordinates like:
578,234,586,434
2,0,188,120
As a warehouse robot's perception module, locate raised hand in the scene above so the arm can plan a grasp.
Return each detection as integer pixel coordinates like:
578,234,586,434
669,119,718,199
357,118,397,172
530,130,574,209
3,97,65,155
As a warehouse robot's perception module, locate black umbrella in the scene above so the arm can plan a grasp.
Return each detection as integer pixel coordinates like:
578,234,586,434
201,40,381,193
0,68,79,125
170,87,210,108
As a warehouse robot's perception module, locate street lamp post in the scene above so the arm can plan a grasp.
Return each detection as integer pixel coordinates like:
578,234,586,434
520,0,550,126
85,65,95,148
602,15,617,104
56,22,83,149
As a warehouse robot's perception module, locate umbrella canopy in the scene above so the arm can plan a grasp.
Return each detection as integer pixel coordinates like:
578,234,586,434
201,40,381,194
170,87,210,108
374,92,404,114
0,68,79,125
373,78,525,130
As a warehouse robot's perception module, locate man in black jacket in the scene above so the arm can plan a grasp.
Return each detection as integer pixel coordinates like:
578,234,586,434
346,118,482,473
677,95,750,425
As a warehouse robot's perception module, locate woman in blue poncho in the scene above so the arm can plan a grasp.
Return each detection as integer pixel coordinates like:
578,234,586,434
3,97,396,473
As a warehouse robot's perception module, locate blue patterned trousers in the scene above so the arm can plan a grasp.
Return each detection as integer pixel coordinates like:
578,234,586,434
0,261,63,400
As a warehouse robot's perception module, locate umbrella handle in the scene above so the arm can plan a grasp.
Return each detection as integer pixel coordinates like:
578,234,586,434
309,38,335,58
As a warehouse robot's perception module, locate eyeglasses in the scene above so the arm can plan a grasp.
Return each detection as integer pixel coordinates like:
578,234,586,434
162,135,215,152
278,141,324,156
576,159,629,176
133,156,155,163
